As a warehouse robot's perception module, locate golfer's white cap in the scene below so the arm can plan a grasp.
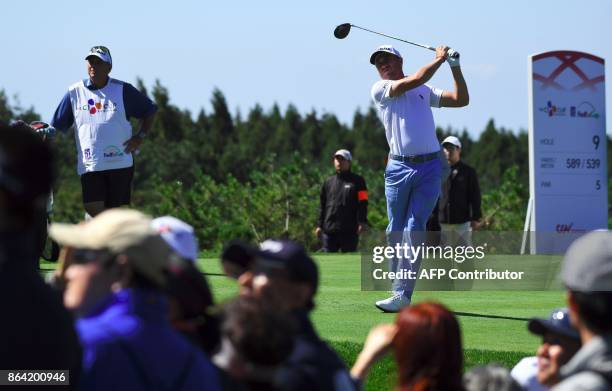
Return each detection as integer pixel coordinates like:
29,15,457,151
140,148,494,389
334,149,352,161
370,45,402,65
442,136,462,149
151,216,199,262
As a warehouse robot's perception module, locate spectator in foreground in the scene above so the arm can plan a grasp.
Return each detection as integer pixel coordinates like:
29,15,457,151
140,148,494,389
511,308,581,390
464,364,521,391
50,208,220,390
238,239,355,390
0,122,82,388
351,302,464,391
553,231,612,391
152,215,219,355
220,240,255,279
213,297,297,390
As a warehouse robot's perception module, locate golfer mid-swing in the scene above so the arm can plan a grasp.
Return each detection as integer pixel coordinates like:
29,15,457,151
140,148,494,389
370,44,469,312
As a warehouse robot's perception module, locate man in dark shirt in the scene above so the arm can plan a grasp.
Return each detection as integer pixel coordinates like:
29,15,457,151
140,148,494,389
315,149,368,252
437,136,482,246
238,239,356,390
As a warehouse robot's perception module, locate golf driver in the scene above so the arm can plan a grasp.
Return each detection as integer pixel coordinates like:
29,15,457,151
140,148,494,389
334,23,459,59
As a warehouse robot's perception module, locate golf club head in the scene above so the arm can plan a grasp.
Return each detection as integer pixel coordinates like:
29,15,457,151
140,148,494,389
334,23,351,39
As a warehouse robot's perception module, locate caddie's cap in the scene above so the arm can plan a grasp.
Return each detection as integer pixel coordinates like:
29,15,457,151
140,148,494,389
561,231,612,292
527,308,580,340
442,136,462,149
333,149,352,161
370,45,402,65
50,209,173,287
152,216,199,262
86,45,112,65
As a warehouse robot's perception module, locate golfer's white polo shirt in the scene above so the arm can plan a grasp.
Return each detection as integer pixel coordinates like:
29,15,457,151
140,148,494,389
371,80,443,156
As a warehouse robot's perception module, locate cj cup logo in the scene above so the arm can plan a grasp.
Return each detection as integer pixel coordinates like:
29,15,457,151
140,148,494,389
81,98,117,115
539,101,566,117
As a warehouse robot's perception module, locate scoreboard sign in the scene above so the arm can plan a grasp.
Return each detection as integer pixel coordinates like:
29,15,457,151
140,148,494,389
528,51,607,253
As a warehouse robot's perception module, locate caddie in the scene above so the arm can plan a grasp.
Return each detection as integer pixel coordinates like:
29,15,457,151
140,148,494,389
51,46,157,217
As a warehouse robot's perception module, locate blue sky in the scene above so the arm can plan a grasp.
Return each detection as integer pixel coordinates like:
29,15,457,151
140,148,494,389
2,0,610,137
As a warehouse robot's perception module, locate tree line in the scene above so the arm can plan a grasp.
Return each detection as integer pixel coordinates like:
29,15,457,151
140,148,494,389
1,83,610,250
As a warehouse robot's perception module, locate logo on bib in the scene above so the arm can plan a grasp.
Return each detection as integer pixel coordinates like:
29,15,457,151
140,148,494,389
81,98,118,115
103,145,124,160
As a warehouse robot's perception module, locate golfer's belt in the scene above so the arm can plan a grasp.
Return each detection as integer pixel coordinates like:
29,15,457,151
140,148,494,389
389,152,439,163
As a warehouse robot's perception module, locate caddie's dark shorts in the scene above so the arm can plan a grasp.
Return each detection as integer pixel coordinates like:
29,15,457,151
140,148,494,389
80,166,134,207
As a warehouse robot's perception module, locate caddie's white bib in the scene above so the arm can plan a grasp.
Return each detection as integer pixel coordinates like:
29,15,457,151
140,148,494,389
69,78,133,175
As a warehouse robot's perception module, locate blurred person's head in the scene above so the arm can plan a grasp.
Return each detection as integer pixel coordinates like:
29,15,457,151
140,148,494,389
165,257,218,354
238,239,318,312
528,308,581,387
152,215,199,262
392,302,463,391
221,240,256,279
49,209,174,316
560,231,612,341
464,364,521,391
214,297,296,389
333,149,352,173
0,121,54,231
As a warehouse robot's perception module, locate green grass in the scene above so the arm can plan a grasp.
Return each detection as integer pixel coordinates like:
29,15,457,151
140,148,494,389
41,253,565,390
196,253,564,390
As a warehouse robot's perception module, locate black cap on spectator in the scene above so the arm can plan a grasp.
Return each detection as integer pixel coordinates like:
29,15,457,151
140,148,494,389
253,239,319,293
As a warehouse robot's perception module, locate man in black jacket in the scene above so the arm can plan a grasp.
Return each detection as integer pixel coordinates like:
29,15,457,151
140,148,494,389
437,136,482,246
315,149,368,252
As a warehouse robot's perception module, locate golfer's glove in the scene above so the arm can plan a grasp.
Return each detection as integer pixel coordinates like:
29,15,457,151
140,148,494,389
446,49,460,68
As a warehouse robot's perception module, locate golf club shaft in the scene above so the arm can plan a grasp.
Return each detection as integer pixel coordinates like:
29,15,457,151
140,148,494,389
351,24,436,52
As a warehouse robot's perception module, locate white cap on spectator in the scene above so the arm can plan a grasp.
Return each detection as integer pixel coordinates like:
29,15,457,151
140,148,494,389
152,216,199,262
442,136,462,149
334,149,352,161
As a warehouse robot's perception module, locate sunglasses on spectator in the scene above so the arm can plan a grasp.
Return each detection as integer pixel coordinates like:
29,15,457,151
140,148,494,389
70,248,114,265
